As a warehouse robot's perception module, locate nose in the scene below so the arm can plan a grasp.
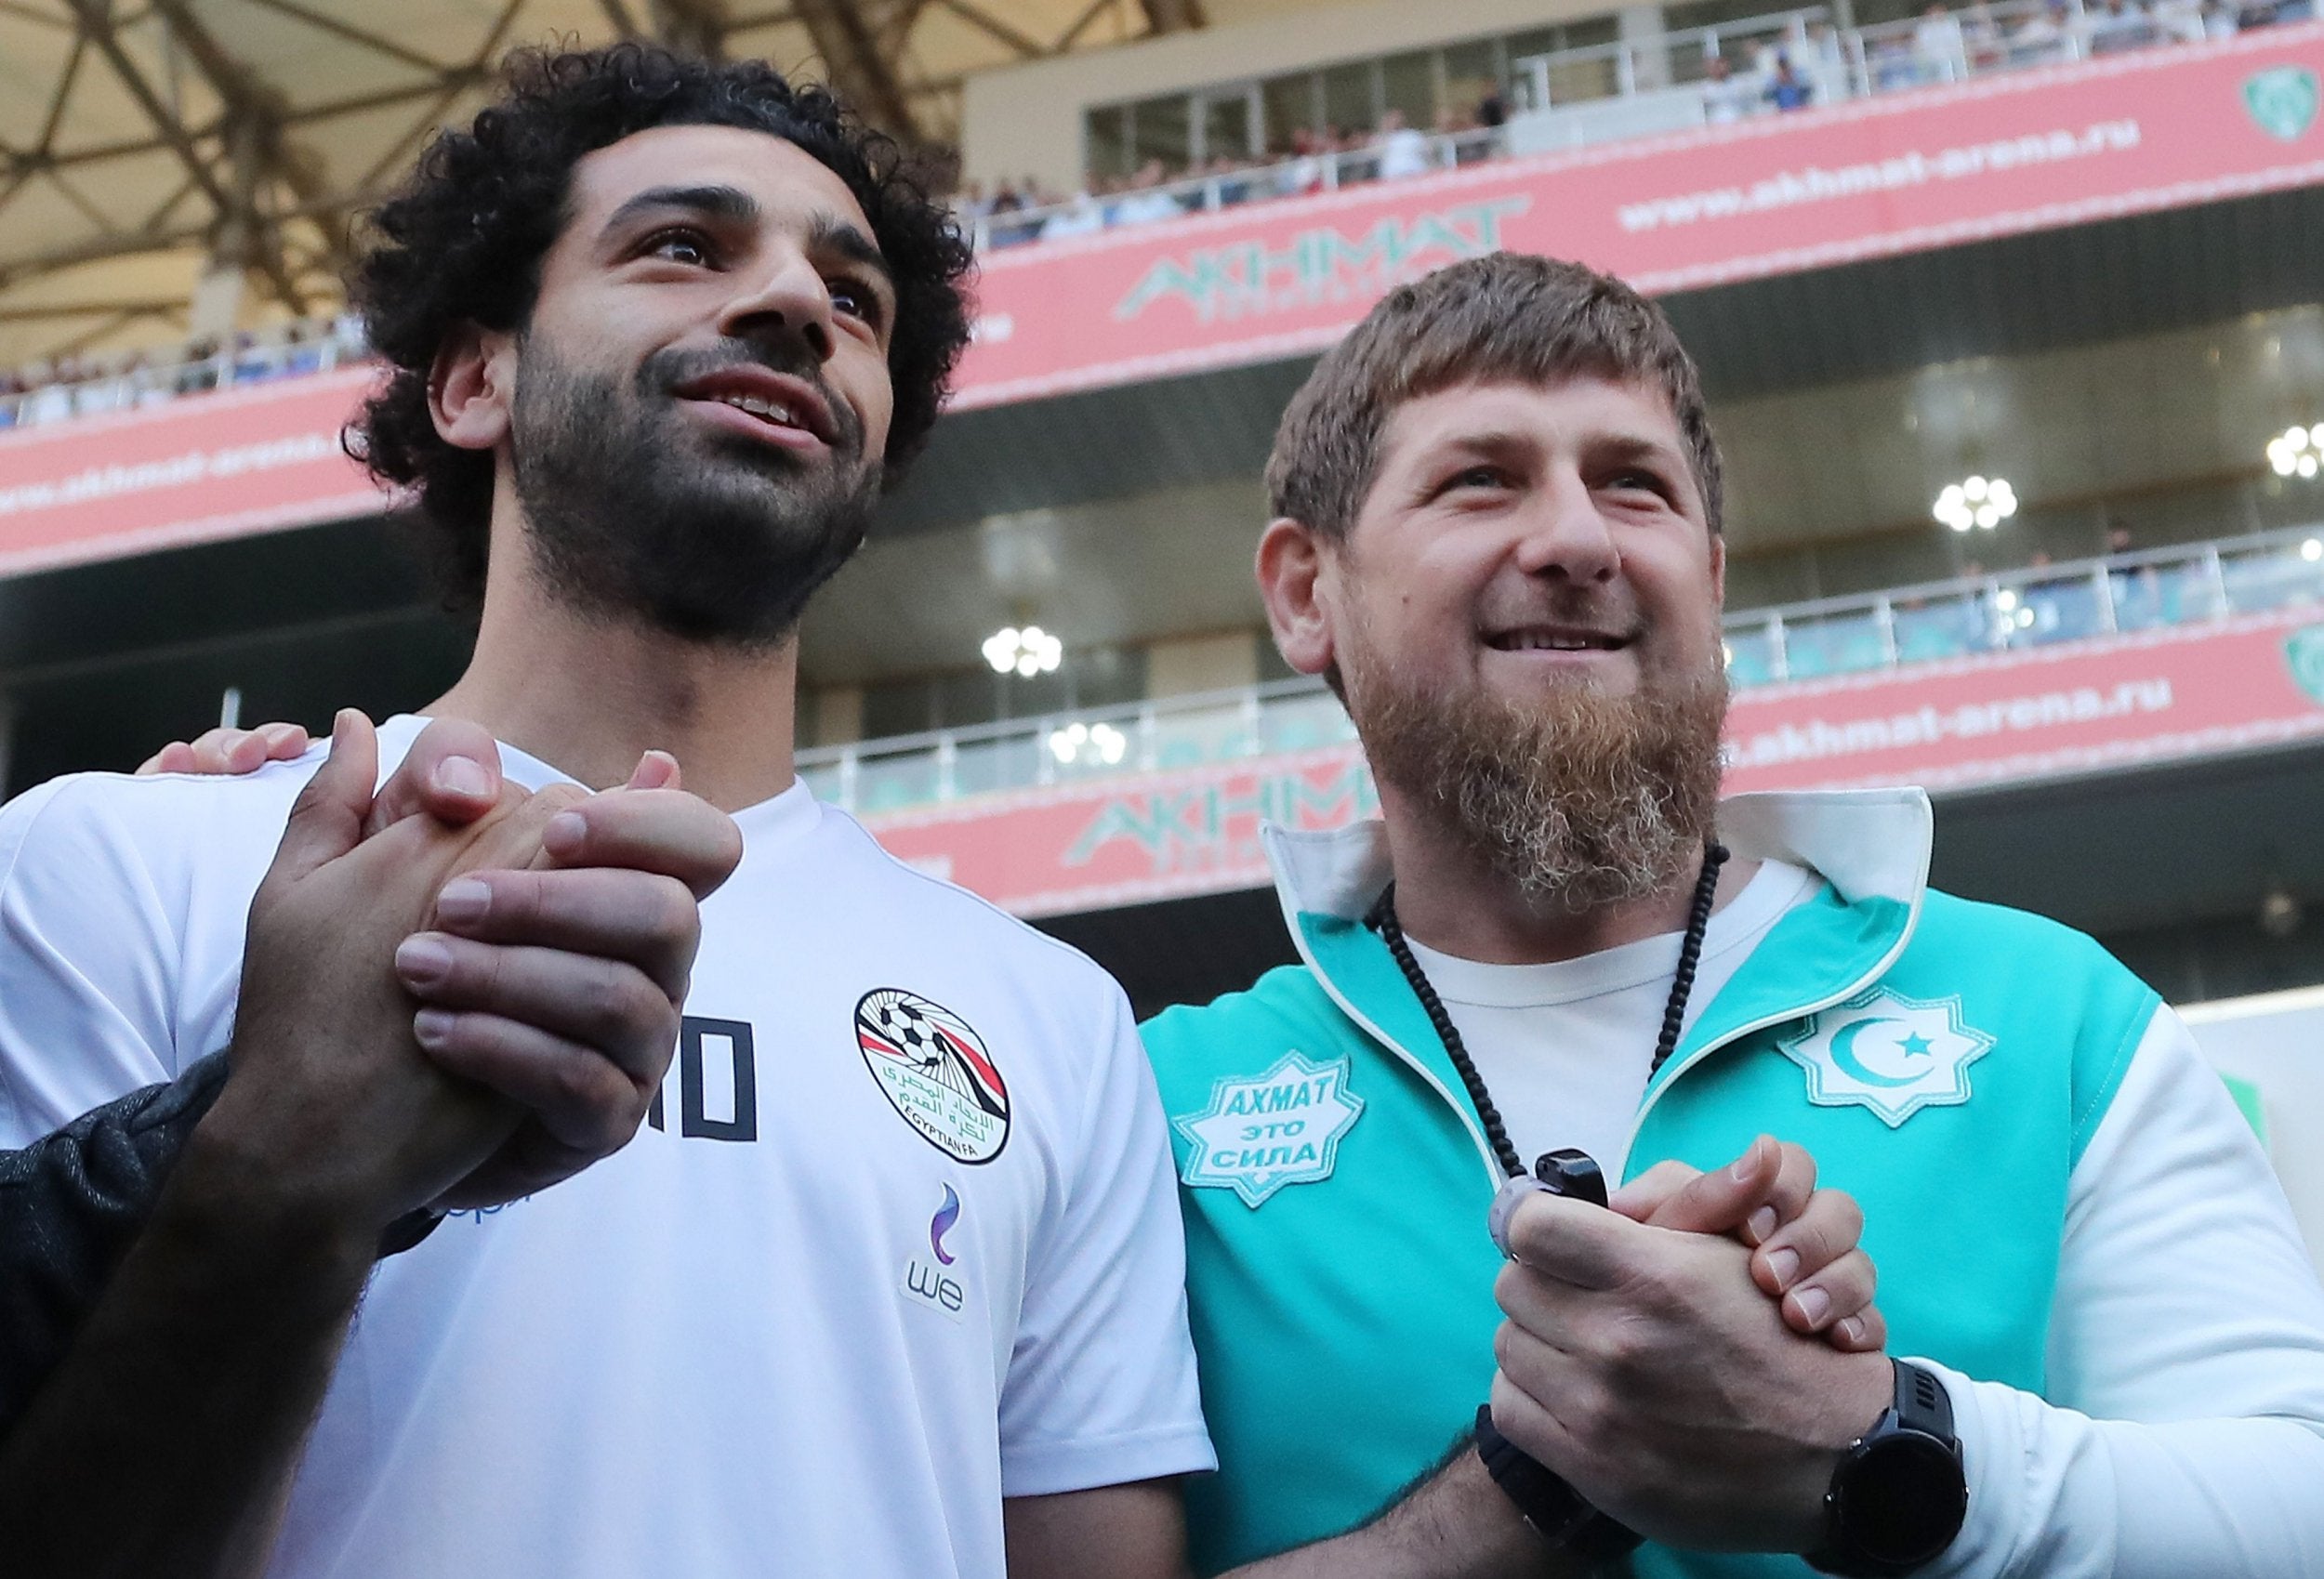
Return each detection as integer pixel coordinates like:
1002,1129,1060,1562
717,243,838,364
1511,468,1619,586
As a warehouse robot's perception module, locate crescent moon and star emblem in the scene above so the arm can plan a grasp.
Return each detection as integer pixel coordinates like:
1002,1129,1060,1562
1778,988,1996,1127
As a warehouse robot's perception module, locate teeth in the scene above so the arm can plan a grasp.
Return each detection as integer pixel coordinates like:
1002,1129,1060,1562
717,392,797,427
1500,633,1615,651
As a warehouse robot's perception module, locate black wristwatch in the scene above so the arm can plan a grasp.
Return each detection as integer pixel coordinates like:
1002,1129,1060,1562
1808,1360,1969,1576
1472,1404,1643,1569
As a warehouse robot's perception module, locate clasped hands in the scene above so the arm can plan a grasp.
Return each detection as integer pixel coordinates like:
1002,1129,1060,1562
194,712,742,1244
1490,1140,1898,1555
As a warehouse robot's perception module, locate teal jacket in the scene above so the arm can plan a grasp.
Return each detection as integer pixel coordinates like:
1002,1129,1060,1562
1142,789,2159,1577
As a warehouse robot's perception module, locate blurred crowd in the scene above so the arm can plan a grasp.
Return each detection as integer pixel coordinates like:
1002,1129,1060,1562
0,314,365,433
958,97,1511,249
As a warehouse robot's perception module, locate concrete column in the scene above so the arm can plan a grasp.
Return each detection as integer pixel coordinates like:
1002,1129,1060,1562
1620,3,1672,90
813,685,865,746
1148,632,1260,699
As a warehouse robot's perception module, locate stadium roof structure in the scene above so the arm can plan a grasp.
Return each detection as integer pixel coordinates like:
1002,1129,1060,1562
0,0,1221,367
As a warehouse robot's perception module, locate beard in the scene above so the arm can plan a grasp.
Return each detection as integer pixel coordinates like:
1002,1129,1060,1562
1344,617,1729,914
508,332,880,649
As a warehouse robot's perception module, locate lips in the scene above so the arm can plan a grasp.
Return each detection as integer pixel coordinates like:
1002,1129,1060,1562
670,366,839,448
1483,626,1634,652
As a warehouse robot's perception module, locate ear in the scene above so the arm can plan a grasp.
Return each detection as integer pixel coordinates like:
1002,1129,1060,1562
1708,530,1727,612
1256,516,1338,680
429,322,517,454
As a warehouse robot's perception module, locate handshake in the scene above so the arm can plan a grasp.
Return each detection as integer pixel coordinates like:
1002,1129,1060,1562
201,711,742,1243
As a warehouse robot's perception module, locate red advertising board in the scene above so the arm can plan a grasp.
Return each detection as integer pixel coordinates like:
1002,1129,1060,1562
0,366,383,578
865,609,2324,916
951,24,2324,408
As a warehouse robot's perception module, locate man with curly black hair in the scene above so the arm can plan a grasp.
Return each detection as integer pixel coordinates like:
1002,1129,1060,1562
0,45,1223,1579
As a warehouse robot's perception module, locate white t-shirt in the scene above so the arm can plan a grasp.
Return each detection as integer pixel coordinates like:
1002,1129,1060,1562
0,717,1213,1579
1404,859,1820,1177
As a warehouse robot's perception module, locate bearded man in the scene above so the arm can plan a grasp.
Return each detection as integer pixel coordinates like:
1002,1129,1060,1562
1143,253,2324,1576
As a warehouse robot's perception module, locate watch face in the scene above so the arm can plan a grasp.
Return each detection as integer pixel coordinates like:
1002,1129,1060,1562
1841,1433,1968,1563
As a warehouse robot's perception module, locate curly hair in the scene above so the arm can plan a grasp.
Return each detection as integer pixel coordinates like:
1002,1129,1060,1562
348,45,974,610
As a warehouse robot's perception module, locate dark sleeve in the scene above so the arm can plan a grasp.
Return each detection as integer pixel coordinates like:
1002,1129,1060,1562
0,1052,228,1434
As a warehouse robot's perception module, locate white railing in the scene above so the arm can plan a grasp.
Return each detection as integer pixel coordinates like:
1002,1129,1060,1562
0,315,369,433
802,524,2324,815
979,0,2281,250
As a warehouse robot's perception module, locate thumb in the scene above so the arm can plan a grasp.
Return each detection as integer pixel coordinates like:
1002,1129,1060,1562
1631,1133,1782,1235
364,717,506,836
266,709,376,888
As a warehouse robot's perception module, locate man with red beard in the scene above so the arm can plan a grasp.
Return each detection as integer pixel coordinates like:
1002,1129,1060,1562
1143,253,2324,1576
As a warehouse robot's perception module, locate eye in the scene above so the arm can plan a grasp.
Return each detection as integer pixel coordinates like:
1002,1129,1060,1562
827,277,884,327
641,227,716,268
1440,464,1511,495
1604,468,1672,502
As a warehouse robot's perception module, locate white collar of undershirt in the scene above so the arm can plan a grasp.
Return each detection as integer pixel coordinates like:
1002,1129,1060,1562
1400,858,1820,1008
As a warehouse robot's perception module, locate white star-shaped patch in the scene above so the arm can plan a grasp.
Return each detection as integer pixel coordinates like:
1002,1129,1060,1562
1173,1052,1366,1208
1777,986,1997,1127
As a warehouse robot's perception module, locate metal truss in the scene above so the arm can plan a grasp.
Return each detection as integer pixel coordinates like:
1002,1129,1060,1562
0,0,1201,362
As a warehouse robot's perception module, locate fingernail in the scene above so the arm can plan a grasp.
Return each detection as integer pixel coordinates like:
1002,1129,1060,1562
1838,1316,1867,1347
435,754,491,797
546,810,588,855
436,877,491,924
413,1008,455,1048
1747,1206,1777,1243
1730,1157,1756,1182
331,708,358,747
1766,1246,1801,1288
1793,1284,1831,1324
394,935,454,984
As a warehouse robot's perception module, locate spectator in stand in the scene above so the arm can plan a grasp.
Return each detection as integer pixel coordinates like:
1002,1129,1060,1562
2157,0,2211,39
1278,128,1327,195
1040,184,1105,240
1698,54,1755,123
2087,0,2158,52
1111,160,1185,225
1802,20,1854,101
2205,0,2243,33
2007,1,2068,62
27,363,73,426
1765,54,1814,110
0,371,22,429
1962,0,2007,66
1374,108,1433,178
1914,2,1969,81
1474,86,1508,128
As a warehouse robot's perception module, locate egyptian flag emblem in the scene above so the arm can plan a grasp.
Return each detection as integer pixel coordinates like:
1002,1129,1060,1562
856,989,1010,1164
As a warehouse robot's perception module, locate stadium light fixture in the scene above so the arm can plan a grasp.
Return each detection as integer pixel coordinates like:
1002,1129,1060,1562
1047,720,1128,766
982,625,1063,678
2269,425,2324,480
1934,475,2016,532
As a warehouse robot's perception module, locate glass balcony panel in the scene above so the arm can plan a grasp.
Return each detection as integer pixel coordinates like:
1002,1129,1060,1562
2004,573,2106,647
854,749,943,813
1723,624,1782,689
1777,607,1888,680
2220,540,2324,614
1890,592,1991,663
1152,702,1258,770
954,734,1047,798
1259,691,1358,755
799,761,845,804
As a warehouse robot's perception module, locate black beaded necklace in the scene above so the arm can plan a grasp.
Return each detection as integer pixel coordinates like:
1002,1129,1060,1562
1367,842,1731,1180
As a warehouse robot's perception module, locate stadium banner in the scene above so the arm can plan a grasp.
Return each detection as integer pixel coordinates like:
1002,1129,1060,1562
953,23,2324,408
0,366,382,578
866,608,2324,916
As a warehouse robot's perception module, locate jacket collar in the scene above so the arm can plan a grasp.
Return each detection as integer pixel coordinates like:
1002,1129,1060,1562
1261,790,1936,1187
1261,788,1934,926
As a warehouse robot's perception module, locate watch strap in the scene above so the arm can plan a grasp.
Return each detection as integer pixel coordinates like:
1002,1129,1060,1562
1473,1405,1644,1567
1808,1360,1967,1578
